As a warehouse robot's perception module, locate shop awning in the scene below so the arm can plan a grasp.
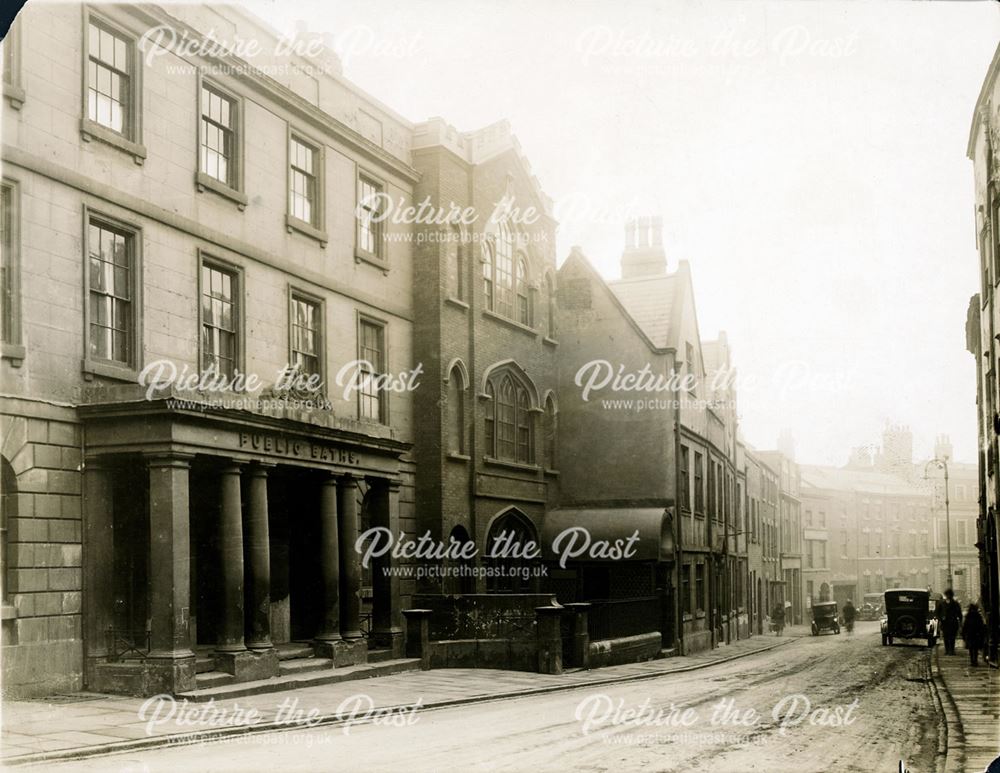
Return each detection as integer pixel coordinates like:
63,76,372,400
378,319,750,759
539,507,674,563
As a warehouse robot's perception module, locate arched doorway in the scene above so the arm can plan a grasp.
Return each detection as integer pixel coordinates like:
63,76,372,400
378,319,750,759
756,577,763,635
485,509,538,593
446,525,476,595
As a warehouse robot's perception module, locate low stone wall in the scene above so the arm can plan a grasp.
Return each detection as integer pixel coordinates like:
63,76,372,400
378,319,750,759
412,593,556,641
587,632,662,668
427,638,538,671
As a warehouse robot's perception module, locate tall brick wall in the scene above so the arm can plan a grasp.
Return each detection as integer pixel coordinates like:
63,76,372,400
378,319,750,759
555,253,675,504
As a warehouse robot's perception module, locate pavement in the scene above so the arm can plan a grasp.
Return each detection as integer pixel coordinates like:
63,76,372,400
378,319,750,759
0,628,809,767
932,645,1000,773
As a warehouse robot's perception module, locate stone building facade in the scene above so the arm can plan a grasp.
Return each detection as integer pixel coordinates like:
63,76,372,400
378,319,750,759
799,465,935,611
966,40,1000,661
1,2,421,696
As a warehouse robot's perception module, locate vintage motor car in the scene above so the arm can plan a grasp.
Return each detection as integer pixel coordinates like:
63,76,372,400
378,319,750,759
880,588,938,647
810,600,840,635
859,592,883,621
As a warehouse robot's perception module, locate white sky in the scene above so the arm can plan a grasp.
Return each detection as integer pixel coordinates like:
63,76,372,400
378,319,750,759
244,0,1000,465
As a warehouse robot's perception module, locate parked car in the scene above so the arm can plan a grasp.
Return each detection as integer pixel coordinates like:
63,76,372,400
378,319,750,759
859,592,883,621
880,588,938,647
810,601,840,636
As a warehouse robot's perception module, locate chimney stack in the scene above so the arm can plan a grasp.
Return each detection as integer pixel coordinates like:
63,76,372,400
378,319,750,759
621,215,667,279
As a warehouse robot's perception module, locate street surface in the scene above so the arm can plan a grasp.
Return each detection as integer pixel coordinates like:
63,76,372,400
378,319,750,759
41,622,941,773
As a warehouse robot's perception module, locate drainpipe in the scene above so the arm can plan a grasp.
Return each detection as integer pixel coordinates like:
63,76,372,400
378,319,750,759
671,350,683,654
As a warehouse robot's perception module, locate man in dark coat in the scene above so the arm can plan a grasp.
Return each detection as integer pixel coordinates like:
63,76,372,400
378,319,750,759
962,603,987,667
842,599,857,633
940,589,962,655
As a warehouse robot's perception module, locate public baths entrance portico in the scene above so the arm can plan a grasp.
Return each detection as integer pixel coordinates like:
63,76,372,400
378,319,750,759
78,394,411,696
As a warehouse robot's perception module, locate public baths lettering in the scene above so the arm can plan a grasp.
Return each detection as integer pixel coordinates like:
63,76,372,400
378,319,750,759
238,432,359,465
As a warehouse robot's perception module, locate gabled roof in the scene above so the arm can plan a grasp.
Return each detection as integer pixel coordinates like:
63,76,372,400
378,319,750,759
606,274,678,349
557,248,669,353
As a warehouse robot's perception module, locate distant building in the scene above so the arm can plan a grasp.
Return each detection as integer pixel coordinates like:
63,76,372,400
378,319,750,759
799,465,935,610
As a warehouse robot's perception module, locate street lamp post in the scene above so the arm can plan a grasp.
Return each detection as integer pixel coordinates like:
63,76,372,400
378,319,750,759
924,458,952,592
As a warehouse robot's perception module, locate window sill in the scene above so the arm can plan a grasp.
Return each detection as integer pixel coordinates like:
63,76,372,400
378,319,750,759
447,453,471,463
286,214,328,246
445,297,469,311
1,603,15,621
355,250,389,274
483,456,540,473
4,84,25,110
482,309,538,337
2,343,25,367
544,468,560,477
80,118,146,165
695,611,706,619
543,336,559,347
81,358,139,383
682,613,693,622
195,172,248,210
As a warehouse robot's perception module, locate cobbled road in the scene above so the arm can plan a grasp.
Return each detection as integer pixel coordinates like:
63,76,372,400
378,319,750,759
44,621,942,773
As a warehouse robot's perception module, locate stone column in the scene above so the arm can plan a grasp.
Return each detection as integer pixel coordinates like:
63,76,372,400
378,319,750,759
217,463,246,654
244,464,272,650
338,473,362,641
535,606,564,675
564,602,591,669
83,458,113,667
143,453,196,694
315,474,341,651
402,608,433,670
371,479,403,654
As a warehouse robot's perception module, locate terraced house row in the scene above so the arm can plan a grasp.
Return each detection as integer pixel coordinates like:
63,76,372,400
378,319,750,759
1,2,799,698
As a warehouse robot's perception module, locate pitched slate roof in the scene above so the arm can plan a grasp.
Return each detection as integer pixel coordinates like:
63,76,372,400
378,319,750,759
606,273,679,349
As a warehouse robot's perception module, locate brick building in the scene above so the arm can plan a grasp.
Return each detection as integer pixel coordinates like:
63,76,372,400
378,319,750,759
553,219,742,656
745,448,782,630
408,117,560,595
1,3,421,696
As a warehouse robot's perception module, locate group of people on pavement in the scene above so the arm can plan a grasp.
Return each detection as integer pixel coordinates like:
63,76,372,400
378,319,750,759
937,588,988,667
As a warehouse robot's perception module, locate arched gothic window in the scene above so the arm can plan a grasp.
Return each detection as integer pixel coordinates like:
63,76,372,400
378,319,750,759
545,273,556,338
483,370,534,464
447,364,466,455
516,256,529,325
544,395,557,469
483,221,521,321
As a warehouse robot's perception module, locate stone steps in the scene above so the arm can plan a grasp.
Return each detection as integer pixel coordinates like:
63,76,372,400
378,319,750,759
177,658,421,702
366,648,395,664
276,644,315,661
278,657,333,675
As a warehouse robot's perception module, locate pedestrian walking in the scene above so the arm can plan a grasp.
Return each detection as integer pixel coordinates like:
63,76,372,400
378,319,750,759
771,602,785,636
842,599,856,634
940,589,962,655
961,603,987,667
